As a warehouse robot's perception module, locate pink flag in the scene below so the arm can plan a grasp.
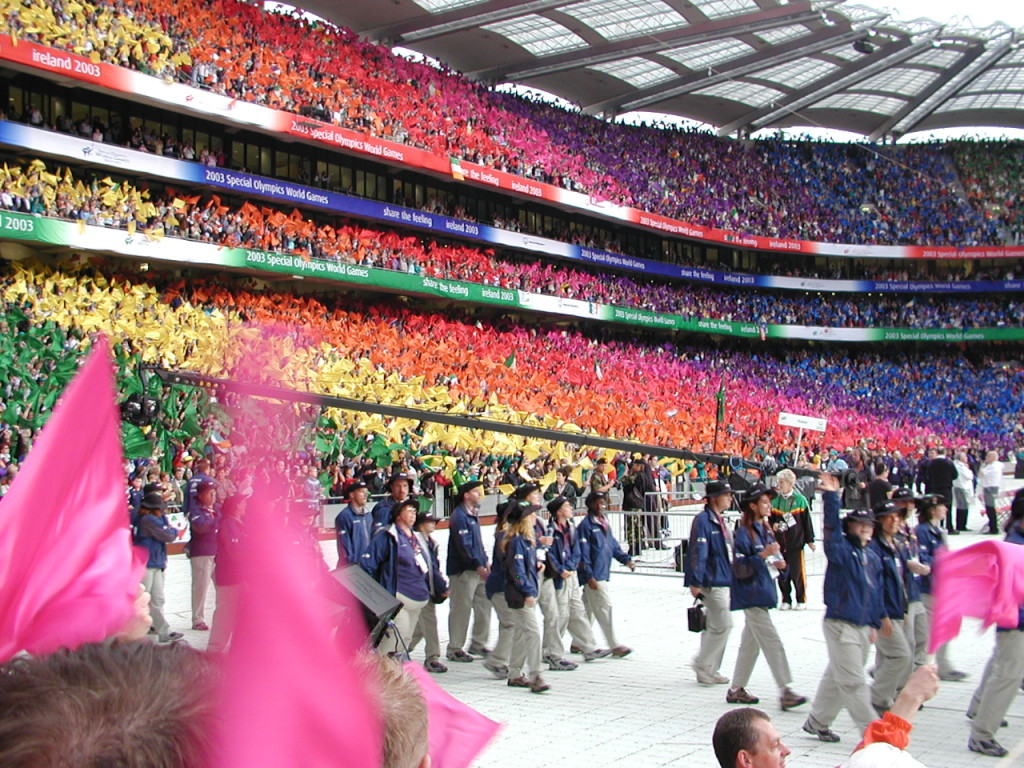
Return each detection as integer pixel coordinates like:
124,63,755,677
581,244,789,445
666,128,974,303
928,539,1024,653
0,336,141,662
216,476,382,767
404,662,501,768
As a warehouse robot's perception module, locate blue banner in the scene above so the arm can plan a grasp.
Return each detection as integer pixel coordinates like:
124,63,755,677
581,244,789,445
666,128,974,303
2,121,1020,296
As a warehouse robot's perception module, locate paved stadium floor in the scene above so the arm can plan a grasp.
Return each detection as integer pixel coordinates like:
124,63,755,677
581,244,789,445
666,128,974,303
163,510,1023,768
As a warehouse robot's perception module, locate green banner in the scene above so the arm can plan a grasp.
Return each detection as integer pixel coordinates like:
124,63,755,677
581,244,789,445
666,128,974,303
2,211,1022,343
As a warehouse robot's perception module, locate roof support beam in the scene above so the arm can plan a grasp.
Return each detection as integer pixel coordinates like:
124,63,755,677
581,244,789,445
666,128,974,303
365,0,567,46
882,33,1016,138
585,24,865,115
473,2,822,81
716,36,928,136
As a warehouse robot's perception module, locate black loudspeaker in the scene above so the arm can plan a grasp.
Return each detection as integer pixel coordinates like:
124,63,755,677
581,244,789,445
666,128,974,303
328,564,403,649
727,469,759,494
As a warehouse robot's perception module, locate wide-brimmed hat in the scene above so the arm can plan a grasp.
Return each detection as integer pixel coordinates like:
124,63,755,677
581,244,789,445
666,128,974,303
456,480,484,500
891,487,916,504
344,481,368,499
547,496,570,516
387,472,414,490
843,509,876,527
513,482,540,500
739,483,776,509
389,497,420,522
139,491,166,510
872,500,904,519
507,502,541,525
585,491,608,510
916,494,947,513
414,510,437,528
704,480,734,500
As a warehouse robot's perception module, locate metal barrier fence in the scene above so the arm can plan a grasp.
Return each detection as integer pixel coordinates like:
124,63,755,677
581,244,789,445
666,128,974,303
603,498,829,579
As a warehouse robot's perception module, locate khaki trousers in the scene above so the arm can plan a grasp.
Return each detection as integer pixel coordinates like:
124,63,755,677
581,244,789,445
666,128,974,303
582,579,619,648
968,630,1024,741
538,578,563,659
903,600,928,668
381,592,427,655
693,586,732,676
508,602,543,680
871,618,913,710
808,619,876,733
556,579,597,653
141,567,169,637
731,606,792,690
410,599,441,661
447,570,491,653
207,583,239,653
921,594,956,676
489,592,516,667
190,555,215,624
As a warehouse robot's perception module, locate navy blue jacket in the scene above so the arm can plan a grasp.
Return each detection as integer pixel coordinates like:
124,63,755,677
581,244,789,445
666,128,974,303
507,534,540,600
485,531,507,599
335,503,374,567
446,503,488,576
133,512,177,570
730,522,780,610
578,514,631,583
684,505,733,589
182,471,213,516
362,525,433,598
870,534,908,619
415,530,448,600
549,519,583,589
1001,524,1024,631
822,491,883,628
370,496,402,534
914,521,944,595
897,531,923,603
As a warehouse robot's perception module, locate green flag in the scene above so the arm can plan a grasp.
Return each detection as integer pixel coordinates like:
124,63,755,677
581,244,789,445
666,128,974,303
503,351,516,369
716,379,726,424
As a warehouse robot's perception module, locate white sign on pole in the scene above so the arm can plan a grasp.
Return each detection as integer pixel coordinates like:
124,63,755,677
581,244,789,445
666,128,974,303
778,412,827,433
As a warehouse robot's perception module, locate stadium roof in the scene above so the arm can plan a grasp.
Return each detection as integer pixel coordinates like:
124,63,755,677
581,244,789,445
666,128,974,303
301,0,1024,138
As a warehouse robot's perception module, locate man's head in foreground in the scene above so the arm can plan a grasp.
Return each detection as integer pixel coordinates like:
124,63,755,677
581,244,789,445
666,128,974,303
714,708,790,768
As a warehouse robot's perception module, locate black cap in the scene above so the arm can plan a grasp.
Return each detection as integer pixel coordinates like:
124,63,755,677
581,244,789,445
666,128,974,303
585,491,608,510
139,491,166,510
196,480,217,494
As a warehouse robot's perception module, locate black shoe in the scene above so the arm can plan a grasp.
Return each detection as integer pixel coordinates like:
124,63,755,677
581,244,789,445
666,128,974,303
446,649,475,663
939,670,968,682
803,719,840,743
969,737,1008,757
949,529,961,535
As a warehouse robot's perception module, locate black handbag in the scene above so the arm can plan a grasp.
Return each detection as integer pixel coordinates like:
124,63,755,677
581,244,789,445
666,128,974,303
687,596,707,633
